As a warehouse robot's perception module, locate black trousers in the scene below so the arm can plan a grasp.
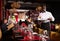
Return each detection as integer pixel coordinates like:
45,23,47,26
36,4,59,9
41,22,51,41
41,22,51,31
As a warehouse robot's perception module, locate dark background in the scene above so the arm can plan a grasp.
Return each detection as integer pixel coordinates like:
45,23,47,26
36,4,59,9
46,1,60,23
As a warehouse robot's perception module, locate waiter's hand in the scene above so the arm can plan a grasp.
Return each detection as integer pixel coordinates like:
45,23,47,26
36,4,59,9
38,16,41,18
47,18,52,21
7,23,14,30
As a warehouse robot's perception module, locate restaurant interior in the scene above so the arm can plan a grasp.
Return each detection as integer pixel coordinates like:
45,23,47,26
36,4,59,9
0,0,60,41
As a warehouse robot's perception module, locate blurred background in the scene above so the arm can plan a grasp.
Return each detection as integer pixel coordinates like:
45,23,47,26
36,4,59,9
0,0,60,41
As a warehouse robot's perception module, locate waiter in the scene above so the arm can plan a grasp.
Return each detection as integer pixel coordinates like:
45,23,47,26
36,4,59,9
38,4,55,30
37,4,55,41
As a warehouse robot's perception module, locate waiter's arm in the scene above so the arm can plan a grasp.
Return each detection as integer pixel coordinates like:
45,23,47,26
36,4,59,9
47,12,55,21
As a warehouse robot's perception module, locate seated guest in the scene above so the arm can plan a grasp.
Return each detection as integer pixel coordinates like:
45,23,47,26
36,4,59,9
1,19,14,41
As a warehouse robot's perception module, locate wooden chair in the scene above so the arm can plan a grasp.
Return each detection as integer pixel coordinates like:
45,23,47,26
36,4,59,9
0,28,2,40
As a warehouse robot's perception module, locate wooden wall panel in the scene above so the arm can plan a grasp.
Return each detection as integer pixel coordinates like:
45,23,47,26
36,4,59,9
0,0,2,21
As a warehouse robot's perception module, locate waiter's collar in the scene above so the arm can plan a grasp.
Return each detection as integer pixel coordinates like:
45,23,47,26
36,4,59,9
40,10,45,13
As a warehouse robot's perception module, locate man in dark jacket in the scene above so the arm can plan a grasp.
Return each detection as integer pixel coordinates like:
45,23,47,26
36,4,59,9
1,19,14,41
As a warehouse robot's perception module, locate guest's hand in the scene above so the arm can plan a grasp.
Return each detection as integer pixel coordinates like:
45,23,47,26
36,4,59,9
27,18,32,22
7,23,14,30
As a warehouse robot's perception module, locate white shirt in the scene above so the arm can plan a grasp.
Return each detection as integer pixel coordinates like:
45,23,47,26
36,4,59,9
38,11,55,22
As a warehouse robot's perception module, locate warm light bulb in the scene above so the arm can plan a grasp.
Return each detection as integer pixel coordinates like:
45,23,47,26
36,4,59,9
55,24,59,29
